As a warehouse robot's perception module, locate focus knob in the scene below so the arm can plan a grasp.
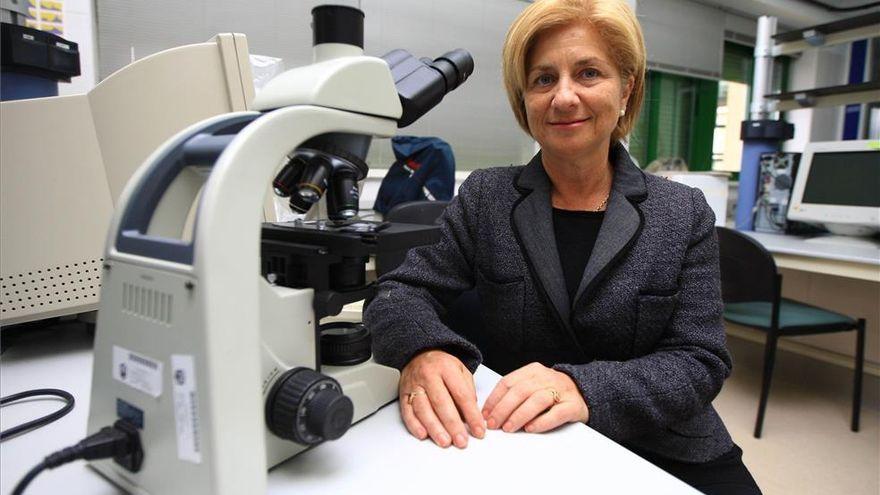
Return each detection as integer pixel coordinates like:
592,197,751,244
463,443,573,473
266,367,354,445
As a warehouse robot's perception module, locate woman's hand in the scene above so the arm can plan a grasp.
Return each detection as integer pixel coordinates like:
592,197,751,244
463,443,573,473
482,362,589,433
399,350,486,448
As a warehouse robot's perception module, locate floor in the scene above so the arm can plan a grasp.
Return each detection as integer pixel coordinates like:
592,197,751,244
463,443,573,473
713,334,880,495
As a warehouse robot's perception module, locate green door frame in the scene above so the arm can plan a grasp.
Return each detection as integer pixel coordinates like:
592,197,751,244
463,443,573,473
689,78,719,171
646,71,661,165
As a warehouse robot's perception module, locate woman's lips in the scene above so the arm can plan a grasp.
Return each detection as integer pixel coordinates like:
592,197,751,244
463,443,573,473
549,117,589,128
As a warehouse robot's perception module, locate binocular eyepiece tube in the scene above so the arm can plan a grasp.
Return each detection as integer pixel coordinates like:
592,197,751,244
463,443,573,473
383,48,474,128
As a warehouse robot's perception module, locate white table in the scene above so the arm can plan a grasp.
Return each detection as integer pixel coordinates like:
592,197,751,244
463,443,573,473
0,328,697,495
744,231,880,282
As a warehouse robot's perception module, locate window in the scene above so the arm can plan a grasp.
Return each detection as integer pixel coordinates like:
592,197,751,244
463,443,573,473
628,71,718,171
713,80,749,172
711,42,791,174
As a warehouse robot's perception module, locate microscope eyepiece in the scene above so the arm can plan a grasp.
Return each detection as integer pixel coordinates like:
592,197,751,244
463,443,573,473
311,5,364,49
383,48,474,128
432,49,474,92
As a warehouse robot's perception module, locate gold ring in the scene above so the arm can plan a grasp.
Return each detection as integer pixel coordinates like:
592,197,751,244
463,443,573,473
547,388,561,404
407,391,426,405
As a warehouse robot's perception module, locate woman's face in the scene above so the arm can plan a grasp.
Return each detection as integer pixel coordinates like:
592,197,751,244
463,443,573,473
524,21,632,161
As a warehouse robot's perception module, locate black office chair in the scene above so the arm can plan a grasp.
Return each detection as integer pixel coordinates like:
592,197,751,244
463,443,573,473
385,200,450,225
716,226,866,438
374,200,450,276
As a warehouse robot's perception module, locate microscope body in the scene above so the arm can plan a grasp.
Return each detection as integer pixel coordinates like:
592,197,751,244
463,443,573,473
86,5,471,492
86,45,404,495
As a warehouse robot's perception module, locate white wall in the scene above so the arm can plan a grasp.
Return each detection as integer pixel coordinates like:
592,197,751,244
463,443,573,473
694,0,843,30
637,0,725,79
723,11,758,42
58,0,97,96
94,0,536,171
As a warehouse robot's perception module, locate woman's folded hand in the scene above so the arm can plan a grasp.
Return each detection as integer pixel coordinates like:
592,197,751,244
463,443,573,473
399,349,486,448
482,362,589,433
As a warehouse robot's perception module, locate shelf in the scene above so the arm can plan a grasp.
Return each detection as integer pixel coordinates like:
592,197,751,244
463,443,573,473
765,81,880,111
771,11,880,56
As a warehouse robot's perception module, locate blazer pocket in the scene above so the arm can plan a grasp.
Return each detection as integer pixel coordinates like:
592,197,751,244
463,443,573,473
475,269,525,350
632,291,679,356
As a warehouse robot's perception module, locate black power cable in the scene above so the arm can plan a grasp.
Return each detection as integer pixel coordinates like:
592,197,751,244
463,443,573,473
0,389,75,441
800,0,880,12
11,420,143,494
13,463,48,495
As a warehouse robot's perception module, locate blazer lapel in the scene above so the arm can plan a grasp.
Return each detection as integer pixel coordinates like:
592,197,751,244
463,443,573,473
573,143,647,305
511,153,572,326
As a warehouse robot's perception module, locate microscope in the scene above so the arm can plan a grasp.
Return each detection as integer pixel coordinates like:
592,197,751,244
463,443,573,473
85,5,472,494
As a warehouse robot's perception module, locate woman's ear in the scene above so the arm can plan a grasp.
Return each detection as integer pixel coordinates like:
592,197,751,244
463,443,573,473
620,75,634,110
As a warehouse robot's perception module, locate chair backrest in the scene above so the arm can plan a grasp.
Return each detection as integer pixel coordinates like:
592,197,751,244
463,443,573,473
715,227,778,304
375,200,450,277
385,200,450,225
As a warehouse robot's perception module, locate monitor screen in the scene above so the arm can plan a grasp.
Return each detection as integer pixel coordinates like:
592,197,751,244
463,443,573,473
801,151,880,208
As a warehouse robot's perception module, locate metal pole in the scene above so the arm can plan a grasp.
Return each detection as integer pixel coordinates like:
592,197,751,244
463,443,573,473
751,16,776,120
735,16,792,231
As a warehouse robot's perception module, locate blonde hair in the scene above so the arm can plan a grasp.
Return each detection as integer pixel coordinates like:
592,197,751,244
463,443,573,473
502,0,646,143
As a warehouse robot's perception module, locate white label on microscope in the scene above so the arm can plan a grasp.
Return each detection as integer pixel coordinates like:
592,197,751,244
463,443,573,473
112,345,163,398
171,354,202,464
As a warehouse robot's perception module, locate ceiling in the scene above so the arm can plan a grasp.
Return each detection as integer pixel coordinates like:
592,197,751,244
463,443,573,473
692,0,880,29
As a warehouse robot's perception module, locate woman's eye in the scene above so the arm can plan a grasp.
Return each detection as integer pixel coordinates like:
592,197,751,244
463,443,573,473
580,68,599,79
534,74,554,86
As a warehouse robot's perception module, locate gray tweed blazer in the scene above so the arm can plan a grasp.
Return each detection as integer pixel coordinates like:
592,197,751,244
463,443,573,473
364,143,734,463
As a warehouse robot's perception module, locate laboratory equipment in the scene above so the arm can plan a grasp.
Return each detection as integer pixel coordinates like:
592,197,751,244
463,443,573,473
0,34,253,328
84,5,471,495
754,152,800,234
0,20,80,101
787,139,880,239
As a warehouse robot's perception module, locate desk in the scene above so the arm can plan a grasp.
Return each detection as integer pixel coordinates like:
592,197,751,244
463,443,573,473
743,231,880,283
0,328,696,495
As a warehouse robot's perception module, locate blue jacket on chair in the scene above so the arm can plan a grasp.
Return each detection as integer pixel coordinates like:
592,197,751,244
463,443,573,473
373,136,455,215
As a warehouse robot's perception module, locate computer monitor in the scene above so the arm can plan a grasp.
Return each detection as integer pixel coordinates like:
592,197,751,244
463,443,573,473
787,140,880,237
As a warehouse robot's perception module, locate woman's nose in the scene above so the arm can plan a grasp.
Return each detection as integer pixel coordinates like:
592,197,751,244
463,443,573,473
551,78,578,110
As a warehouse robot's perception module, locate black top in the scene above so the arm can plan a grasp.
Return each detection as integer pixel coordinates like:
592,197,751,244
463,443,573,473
552,208,605,300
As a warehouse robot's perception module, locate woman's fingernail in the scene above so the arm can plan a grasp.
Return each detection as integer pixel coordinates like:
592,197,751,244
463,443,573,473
455,433,467,448
440,433,451,446
502,421,513,432
475,426,485,438
486,418,497,429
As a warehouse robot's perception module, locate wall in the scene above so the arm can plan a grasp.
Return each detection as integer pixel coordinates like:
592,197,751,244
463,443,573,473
94,0,536,171
58,0,97,96
637,0,725,79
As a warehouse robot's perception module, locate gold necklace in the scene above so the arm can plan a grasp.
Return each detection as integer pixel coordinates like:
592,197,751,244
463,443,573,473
594,192,610,212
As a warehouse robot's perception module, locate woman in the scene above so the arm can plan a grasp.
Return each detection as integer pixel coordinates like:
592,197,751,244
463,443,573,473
364,0,760,493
